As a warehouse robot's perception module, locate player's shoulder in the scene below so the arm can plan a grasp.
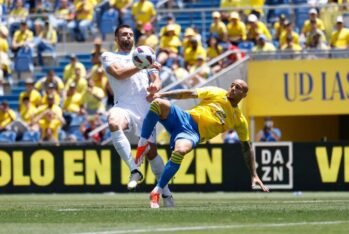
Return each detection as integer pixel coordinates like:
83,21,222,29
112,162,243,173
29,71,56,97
198,86,226,93
101,51,115,60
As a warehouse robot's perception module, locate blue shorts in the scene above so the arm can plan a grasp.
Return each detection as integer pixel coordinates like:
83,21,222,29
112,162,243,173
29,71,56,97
159,104,200,150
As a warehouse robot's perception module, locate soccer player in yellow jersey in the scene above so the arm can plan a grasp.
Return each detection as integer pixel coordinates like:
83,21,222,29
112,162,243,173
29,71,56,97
136,79,269,208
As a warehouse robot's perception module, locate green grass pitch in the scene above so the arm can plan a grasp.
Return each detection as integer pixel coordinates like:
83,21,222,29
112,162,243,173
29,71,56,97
0,192,348,234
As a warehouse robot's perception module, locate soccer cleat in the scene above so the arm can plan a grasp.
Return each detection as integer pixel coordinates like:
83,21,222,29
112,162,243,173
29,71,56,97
127,169,144,190
135,142,150,166
162,195,175,208
149,191,160,208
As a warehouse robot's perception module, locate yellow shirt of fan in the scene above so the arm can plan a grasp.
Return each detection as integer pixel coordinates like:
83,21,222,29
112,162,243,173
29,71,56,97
19,89,42,109
63,93,82,113
138,34,159,50
302,19,325,35
210,21,227,38
39,118,62,141
20,104,37,124
13,29,34,44
207,45,223,59
74,0,94,21
10,7,28,18
184,46,207,66
63,62,87,82
279,31,300,47
227,21,247,41
160,35,182,54
330,28,349,49
0,109,16,128
0,37,9,53
188,86,249,143
220,0,241,8
65,78,88,95
110,0,132,9
131,0,156,25
36,104,63,118
41,93,61,106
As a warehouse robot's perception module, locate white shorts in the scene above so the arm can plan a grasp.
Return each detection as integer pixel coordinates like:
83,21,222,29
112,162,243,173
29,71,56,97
107,100,156,143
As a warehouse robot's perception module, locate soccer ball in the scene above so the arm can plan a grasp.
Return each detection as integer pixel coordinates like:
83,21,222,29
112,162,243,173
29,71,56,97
132,46,156,69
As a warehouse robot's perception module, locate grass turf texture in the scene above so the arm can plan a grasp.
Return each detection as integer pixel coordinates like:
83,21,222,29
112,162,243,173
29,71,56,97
0,192,348,234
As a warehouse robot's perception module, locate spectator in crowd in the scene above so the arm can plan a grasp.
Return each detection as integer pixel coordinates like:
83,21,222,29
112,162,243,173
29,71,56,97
19,78,42,111
131,0,156,42
273,14,287,41
256,117,281,142
34,69,64,96
32,20,58,66
80,115,104,143
81,78,105,115
11,21,34,56
158,24,182,67
171,58,189,84
223,129,239,144
50,0,74,41
187,55,211,87
20,96,37,127
8,0,29,36
182,27,202,50
206,35,224,74
0,25,11,78
109,0,133,25
306,31,329,50
304,20,327,48
226,11,246,46
34,105,64,143
210,11,227,43
330,16,349,49
91,37,107,65
0,101,16,132
159,14,181,37
35,91,64,122
281,35,302,52
64,67,88,95
137,23,159,50
279,21,300,49
302,8,325,38
184,37,206,68
246,14,272,43
40,82,61,106
252,34,276,52
88,66,108,95
63,82,83,114
220,0,241,23
63,54,87,82
67,0,94,42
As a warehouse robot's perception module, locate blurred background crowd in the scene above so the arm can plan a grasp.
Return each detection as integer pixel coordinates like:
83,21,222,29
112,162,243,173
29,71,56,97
0,0,348,144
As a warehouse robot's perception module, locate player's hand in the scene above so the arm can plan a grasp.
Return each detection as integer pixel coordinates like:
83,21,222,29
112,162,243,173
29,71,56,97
252,175,269,192
146,93,160,102
147,82,160,94
150,61,161,71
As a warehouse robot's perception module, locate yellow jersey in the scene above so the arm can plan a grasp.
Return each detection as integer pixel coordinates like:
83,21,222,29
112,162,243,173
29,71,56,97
63,93,82,113
0,37,9,53
110,0,132,9
0,109,16,128
63,62,87,82
20,104,37,124
131,0,156,25
13,29,34,44
330,28,349,49
188,87,249,142
19,89,42,110
39,118,62,141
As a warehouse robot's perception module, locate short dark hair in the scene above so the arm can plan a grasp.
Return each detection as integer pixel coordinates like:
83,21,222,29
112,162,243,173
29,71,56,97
114,24,132,37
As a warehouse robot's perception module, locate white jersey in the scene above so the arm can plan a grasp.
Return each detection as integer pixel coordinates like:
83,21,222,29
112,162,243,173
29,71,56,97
101,51,157,105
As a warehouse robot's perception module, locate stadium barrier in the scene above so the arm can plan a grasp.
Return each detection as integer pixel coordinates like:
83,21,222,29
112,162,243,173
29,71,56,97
0,142,348,193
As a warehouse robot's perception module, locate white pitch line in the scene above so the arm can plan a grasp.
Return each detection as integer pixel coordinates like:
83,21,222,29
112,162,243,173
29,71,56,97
75,220,349,234
57,209,82,212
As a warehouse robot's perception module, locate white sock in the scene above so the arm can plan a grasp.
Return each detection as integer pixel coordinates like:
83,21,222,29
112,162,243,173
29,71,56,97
111,130,138,171
138,137,148,146
149,155,171,196
152,185,162,194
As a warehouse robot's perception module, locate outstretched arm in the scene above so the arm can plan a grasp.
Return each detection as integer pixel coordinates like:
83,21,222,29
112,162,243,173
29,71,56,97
149,89,198,101
106,63,141,80
240,141,269,192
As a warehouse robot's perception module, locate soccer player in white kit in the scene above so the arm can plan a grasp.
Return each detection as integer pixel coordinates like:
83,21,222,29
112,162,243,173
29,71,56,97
101,25,174,207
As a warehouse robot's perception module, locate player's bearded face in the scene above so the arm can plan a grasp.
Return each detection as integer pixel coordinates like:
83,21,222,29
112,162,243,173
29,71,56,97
117,29,134,51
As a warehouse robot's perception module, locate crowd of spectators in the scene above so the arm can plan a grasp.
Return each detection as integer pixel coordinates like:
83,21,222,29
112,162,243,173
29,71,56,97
1,0,349,144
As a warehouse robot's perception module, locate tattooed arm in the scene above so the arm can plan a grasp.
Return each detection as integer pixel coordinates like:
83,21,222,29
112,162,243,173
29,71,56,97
148,89,198,101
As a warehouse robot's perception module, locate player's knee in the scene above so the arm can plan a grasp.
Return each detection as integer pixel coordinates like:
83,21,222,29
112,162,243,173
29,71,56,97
170,151,185,164
108,116,124,131
151,99,170,118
